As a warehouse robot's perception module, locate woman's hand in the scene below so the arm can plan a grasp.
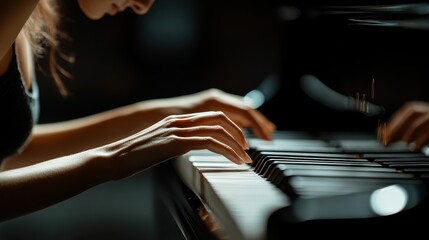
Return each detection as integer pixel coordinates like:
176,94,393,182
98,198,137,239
105,111,253,179
159,88,276,140
384,101,429,151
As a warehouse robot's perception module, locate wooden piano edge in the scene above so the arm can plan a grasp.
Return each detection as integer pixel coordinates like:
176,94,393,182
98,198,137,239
154,160,225,240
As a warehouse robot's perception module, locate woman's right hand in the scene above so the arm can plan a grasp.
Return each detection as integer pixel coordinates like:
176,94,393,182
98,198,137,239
104,111,253,179
384,101,429,151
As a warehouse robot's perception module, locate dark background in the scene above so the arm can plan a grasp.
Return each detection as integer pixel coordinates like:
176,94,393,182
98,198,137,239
38,0,281,124
1,0,429,239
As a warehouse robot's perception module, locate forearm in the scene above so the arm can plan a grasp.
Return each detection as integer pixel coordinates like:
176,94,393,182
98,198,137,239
0,148,114,222
3,99,182,169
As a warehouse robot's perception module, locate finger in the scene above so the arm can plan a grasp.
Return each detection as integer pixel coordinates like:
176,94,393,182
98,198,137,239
414,133,429,152
170,125,251,161
174,136,252,164
386,107,417,144
403,114,429,144
198,92,276,140
247,109,277,140
168,111,250,150
219,105,276,140
405,118,429,151
386,102,429,144
226,94,277,131
234,109,276,140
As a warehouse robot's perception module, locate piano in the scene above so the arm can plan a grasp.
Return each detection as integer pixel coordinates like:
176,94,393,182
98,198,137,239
154,1,429,239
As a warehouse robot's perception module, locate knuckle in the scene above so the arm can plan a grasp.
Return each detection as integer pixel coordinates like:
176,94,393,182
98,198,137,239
212,125,226,134
162,115,176,125
163,127,178,136
207,88,221,96
164,117,182,128
204,136,216,145
164,118,175,127
165,134,179,144
212,110,226,118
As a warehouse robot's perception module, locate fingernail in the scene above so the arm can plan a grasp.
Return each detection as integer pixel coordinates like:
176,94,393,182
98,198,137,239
263,132,273,141
244,139,250,150
243,154,253,164
269,123,277,131
408,142,416,151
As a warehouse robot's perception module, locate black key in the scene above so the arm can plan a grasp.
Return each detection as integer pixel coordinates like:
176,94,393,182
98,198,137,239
258,159,381,178
252,151,362,171
263,163,396,182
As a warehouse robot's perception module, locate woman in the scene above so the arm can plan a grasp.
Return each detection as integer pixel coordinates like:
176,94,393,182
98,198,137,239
0,0,276,222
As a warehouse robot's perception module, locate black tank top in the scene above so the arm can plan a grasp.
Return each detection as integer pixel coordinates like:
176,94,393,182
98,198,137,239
0,51,40,162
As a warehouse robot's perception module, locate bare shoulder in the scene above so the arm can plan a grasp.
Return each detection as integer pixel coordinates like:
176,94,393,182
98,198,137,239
0,0,38,79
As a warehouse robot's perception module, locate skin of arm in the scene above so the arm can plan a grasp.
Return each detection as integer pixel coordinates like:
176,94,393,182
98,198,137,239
0,148,114,222
0,0,38,64
2,98,179,169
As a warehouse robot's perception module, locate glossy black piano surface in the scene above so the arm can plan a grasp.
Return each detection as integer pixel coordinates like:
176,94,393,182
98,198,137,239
155,1,429,239
261,1,429,133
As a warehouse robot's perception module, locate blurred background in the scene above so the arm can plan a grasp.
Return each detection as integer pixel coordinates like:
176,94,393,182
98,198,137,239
2,0,429,239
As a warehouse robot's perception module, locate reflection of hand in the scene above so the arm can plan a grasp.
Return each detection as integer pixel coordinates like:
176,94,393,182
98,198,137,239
167,88,276,140
107,111,253,179
385,101,429,151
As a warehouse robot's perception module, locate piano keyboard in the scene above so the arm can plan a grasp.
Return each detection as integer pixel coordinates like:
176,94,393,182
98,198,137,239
172,131,429,240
